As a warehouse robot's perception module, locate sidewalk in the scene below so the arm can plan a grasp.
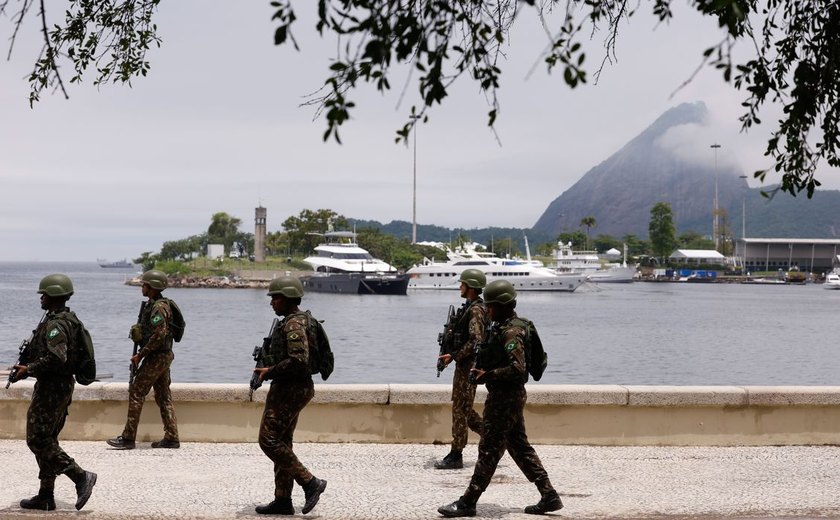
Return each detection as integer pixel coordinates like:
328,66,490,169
1,440,839,519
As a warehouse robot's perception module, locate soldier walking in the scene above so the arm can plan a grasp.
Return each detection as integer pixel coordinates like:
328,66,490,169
252,276,327,515
108,270,180,449
435,268,487,469
13,274,97,511
438,280,563,517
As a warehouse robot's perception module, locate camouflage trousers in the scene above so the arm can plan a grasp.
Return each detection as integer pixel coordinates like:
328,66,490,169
463,384,554,503
123,350,178,441
450,361,483,451
27,376,84,488
259,378,315,499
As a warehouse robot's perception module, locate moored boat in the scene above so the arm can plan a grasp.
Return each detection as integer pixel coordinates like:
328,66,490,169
302,229,408,295
552,242,636,283
407,241,585,292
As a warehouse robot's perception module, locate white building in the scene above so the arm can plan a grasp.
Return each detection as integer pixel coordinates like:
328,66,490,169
669,249,726,265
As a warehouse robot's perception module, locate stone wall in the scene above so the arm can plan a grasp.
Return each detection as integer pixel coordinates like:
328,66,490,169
3,382,840,445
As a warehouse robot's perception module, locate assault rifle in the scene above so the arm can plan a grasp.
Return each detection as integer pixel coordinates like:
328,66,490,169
250,318,279,401
469,321,498,385
6,311,48,389
128,301,147,389
436,304,458,377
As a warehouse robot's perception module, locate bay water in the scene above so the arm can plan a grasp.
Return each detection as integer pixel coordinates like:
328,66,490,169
1,262,838,386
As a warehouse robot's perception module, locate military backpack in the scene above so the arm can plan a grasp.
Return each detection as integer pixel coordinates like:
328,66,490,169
55,311,97,385
159,297,186,343
512,317,548,382
300,310,334,380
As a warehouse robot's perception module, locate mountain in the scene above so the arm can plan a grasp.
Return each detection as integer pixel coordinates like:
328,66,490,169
532,102,840,239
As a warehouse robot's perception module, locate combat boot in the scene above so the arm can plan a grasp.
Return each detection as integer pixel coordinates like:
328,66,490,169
20,494,55,511
301,476,327,514
73,471,97,510
106,435,135,450
524,490,563,515
255,497,294,515
438,498,477,517
434,450,464,469
151,438,180,449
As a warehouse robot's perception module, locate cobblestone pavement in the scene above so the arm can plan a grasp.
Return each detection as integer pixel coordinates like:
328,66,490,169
2,441,840,519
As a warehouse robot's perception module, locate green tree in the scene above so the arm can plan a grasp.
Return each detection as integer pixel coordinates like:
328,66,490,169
282,209,348,255
678,231,714,250
579,216,597,250
265,231,290,257
593,234,622,253
159,234,207,261
649,202,678,261
556,231,587,250
621,235,650,257
5,1,838,196
207,212,242,250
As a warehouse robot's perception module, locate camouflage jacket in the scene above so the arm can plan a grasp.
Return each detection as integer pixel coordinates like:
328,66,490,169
138,296,173,356
26,307,74,378
452,297,488,364
477,312,528,388
264,311,311,381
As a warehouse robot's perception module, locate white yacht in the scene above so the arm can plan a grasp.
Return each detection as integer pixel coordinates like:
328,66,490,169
407,242,585,292
302,230,409,295
553,242,636,283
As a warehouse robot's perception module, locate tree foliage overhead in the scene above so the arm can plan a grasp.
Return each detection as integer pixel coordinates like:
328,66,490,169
4,0,839,195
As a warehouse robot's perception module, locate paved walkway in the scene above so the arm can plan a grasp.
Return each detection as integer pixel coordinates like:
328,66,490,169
1,441,840,519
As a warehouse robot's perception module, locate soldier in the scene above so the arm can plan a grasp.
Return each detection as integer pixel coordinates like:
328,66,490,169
107,270,179,450
14,274,97,511
435,268,487,470
252,276,327,515
438,280,562,517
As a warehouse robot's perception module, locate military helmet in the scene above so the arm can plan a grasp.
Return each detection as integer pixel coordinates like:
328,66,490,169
141,270,168,291
37,273,74,297
483,279,516,305
267,276,304,298
458,268,486,289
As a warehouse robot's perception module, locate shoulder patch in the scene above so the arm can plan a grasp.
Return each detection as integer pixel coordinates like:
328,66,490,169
151,315,163,325
288,331,301,341
505,341,517,352
48,328,60,339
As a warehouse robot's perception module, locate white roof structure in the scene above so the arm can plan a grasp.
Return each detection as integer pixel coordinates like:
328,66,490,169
670,249,726,262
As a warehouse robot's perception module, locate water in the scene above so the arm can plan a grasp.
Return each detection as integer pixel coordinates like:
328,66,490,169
2,262,838,385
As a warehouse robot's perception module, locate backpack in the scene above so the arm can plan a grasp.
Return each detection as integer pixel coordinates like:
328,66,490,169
160,298,186,343
57,311,97,386
513,317,547,382
301,310,334,380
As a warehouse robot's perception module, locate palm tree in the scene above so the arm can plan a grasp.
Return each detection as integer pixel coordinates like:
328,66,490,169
580,216,597,250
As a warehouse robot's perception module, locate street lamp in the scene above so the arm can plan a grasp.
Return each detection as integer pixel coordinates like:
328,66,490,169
739,174,748,274
710,143,722,251
410,114,420,244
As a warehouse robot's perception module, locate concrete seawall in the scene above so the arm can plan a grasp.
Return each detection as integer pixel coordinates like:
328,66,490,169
3,382,840,445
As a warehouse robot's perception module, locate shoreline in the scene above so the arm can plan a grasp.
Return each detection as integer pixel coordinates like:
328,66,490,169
125,271,312,289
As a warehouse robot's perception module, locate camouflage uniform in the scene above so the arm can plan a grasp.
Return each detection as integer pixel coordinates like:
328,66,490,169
25,308,89,492
462,312,556,504
450,298,487,451
259,312,315,499
121,296,178,441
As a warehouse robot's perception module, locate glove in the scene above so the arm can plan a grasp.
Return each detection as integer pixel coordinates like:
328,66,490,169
129,324,143,343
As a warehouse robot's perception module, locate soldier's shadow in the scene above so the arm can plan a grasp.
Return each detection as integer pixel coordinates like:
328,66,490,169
1,502,93,516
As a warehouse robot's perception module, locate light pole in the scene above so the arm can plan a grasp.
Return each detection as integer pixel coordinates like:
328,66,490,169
710,143,722,251
410,114,420,244
739,174,748,273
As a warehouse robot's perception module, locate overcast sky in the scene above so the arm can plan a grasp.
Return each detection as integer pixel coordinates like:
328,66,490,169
1,2,835,262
